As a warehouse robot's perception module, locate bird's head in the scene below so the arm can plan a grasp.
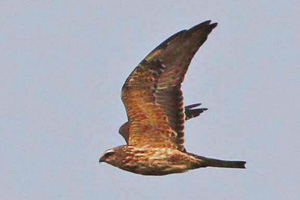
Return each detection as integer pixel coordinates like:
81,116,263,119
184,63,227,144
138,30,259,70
99,146,125,166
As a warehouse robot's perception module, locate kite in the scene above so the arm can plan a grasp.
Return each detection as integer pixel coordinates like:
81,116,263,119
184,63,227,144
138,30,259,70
99,21,246,175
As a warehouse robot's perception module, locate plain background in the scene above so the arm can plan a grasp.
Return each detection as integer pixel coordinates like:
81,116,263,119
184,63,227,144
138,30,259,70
1,0,299,199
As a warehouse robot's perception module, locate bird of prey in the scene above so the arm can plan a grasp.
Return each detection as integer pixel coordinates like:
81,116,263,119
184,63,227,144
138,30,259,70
99,20,246,175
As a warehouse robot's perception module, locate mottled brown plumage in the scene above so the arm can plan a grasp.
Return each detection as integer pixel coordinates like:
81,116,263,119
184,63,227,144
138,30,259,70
119,103,207,144
99,21,246,175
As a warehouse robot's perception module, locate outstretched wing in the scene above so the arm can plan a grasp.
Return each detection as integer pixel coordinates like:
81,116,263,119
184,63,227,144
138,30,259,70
121,21,217,151
119,103,207,144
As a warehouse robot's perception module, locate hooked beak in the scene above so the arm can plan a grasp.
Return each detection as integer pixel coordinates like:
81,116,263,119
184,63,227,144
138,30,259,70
99,156,105,163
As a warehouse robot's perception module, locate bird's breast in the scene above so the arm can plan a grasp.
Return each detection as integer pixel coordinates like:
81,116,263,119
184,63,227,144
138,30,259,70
118,147,192,175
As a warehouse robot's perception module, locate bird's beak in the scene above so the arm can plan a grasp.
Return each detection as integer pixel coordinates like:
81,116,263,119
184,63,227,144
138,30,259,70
99,156,105,163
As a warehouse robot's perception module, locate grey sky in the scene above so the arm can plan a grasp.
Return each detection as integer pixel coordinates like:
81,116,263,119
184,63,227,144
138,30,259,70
1,0,299,199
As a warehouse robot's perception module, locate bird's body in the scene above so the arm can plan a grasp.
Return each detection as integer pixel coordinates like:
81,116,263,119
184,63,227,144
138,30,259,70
101,146,197,175
99,20,246,175
100,145,245,176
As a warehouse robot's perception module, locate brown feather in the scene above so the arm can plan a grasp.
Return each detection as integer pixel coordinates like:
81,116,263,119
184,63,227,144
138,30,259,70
100,21,247,176
119,103,207,144
121,21,217,151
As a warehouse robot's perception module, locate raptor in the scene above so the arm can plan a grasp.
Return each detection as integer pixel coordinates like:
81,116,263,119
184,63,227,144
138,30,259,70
99,21,246,175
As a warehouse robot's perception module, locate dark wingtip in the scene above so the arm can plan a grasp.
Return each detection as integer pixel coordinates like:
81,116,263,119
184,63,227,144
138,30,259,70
189,20,218,33
185,103,202,109
185,107,208,120
201,20,218,28
200,20,212,25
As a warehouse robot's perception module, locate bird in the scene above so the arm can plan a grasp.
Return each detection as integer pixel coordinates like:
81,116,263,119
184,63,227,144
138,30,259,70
99,20,246,176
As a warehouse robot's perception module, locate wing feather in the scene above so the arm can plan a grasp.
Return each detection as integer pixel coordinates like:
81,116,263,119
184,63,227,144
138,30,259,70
121,21,217,150
119,103,207,144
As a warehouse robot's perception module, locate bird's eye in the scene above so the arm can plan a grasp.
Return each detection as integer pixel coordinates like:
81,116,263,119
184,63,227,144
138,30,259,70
104,151,115,157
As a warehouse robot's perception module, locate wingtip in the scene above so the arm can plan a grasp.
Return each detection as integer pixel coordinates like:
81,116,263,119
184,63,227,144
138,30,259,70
185,103,202,109
200,20,212,25
189,20,218,33
201,20,218,26
203,20,218,29
211,22,218,29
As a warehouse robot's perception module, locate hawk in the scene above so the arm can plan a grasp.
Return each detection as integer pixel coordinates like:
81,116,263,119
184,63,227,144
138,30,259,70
99,21,246,175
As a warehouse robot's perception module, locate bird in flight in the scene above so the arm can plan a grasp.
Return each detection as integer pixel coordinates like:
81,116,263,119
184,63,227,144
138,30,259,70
99,20,246,175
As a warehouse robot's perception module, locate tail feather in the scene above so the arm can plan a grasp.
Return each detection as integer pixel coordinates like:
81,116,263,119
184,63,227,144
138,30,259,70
191,154,246,169
203,157,246,169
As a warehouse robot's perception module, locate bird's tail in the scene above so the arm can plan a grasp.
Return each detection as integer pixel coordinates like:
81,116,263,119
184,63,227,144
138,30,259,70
190,153,246,169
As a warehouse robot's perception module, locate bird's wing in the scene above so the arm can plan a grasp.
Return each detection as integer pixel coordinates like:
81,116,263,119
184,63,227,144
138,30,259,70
119,103,207,144
121,21,217,151
119,122,130,143
184,103,208,120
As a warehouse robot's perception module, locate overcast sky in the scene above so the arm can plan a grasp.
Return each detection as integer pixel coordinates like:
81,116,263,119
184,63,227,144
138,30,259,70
1,0,299,199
